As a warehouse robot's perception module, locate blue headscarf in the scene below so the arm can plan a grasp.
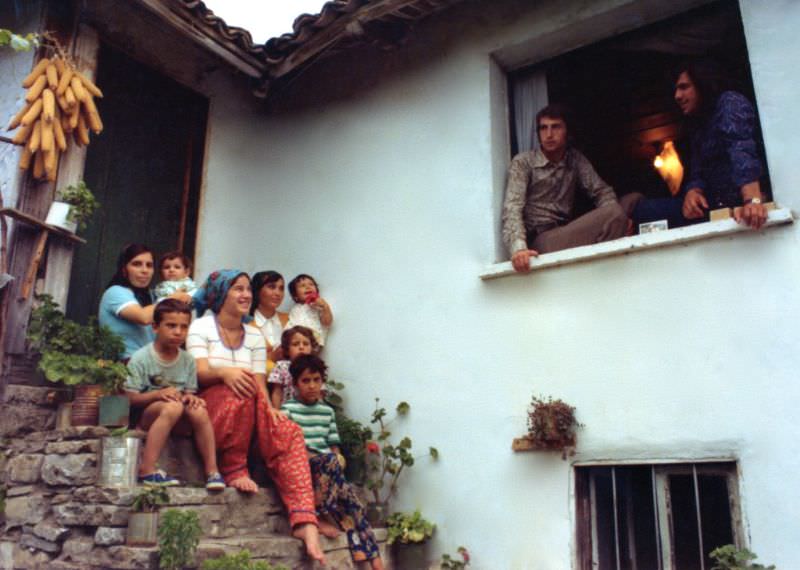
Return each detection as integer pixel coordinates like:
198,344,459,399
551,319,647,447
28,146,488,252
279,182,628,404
194,269,253,322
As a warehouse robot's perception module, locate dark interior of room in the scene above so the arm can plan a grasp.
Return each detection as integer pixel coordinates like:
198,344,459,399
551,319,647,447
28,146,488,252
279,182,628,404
509,0,770,217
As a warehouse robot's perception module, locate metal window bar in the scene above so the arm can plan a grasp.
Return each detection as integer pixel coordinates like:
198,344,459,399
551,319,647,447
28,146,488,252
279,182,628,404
693,465,706,570
612,467,621,570
652,466,664,570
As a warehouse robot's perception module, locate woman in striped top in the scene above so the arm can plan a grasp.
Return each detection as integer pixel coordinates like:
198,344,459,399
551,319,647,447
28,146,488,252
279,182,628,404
187,270,325,566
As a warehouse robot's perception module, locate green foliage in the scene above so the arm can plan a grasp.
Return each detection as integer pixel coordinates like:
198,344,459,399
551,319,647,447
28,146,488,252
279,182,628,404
335,409,372,483
710,545,776,570
324,378,346,411
158,509,202,570
201,550,288,570
441,546,471,569
57,181,99,232
386,510,435,545
0,29,38,51
27,294,127,392
365,399,439,504
131,487,169,513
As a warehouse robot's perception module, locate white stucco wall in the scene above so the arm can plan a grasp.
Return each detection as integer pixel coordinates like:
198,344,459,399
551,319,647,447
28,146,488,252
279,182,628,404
196,0,800,567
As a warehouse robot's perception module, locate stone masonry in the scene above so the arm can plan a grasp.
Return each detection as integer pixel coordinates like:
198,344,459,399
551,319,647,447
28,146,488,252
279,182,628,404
1,386,392,570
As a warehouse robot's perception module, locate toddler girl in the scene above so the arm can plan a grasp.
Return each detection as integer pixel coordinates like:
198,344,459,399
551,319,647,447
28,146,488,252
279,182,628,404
268,325,318,409
286,274,333,348
153,251,197,303
281,354,384,570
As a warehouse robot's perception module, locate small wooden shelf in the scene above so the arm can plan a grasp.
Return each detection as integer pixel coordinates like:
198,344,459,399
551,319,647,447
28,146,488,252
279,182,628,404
0,207,86,300
0,207,86,245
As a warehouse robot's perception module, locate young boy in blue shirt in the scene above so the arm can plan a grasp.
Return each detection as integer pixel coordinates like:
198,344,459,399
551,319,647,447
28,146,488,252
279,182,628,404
125,299,224,490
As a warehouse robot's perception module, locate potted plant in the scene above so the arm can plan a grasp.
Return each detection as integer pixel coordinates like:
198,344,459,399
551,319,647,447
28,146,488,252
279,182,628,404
45,181,99,233
364,399,439,526
709,545,775,570
158,509,202,570
386,510,435,569
127,486,169,546
98,427,142,488
440,546,471,569
335,410,372,485
27,294,128,426
513,395,583,458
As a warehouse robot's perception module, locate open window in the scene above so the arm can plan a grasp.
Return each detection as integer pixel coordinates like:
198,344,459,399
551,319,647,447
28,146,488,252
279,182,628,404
485,0,784,278
575,462,744,570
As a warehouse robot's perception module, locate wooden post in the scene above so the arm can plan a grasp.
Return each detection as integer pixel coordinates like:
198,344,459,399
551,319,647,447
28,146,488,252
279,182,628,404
3,13,99,358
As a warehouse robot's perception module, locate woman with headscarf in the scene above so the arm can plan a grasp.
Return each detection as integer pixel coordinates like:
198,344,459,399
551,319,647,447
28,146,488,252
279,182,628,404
186,270,325,565
98,243,192,360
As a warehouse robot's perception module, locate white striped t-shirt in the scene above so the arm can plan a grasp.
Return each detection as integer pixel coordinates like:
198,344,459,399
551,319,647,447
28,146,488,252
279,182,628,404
186,315,267,375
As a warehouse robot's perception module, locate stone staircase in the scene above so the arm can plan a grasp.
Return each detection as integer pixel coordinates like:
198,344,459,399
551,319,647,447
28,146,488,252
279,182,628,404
0,387,392,570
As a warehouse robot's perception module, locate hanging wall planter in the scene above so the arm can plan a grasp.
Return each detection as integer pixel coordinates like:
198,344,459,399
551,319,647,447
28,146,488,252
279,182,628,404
512,395,583,459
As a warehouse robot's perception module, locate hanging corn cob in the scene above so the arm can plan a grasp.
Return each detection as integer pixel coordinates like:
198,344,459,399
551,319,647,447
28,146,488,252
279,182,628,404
7,54,103,181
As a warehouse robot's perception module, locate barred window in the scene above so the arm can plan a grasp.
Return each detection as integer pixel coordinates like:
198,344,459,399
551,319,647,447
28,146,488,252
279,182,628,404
575,462,744,570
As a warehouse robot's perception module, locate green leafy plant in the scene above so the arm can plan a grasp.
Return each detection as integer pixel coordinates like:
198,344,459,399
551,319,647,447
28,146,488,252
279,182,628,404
335,410,372,484
0,29,38,51
386,510,435,545
202,550,287,570
441,546,471,569
131,487,169,513
710,545,775,570
57,181,99,232
527,395,582,450
27,294,127,392
158,509,202,570
365,399,439,505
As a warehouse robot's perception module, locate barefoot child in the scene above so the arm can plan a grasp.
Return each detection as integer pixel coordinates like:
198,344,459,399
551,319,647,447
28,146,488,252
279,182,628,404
282,355,385,570
286,274,333,348
153,251,198,304
267,325,318,408
125,299,225,490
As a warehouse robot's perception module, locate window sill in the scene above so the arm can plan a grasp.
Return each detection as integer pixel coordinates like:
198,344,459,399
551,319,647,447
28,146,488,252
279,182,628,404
480,207,794,280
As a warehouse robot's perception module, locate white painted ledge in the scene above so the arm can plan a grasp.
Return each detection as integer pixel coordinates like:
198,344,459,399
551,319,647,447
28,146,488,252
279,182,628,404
480,208,795,280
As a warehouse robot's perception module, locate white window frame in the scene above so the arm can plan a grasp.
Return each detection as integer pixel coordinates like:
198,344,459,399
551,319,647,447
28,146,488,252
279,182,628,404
575,461,745,570
484,0,793,279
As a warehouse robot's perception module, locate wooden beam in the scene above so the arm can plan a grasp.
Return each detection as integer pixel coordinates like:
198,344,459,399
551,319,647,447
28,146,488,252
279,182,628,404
133,0,266,78
270,0,445,79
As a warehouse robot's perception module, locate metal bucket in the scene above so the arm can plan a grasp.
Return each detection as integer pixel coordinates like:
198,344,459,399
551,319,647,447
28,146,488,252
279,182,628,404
98,395,130,427
99,436,141,488
127,512,158,546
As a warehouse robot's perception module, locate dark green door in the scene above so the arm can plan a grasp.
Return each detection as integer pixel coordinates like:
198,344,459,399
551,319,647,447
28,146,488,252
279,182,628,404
66,44,206,322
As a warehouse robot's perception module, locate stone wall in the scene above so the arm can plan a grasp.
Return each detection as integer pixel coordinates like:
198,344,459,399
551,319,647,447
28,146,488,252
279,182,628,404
0,388,393,569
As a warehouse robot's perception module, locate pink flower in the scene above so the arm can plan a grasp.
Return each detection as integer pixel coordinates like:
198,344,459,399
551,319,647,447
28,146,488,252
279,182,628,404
366,441,380,454
458,547,470,563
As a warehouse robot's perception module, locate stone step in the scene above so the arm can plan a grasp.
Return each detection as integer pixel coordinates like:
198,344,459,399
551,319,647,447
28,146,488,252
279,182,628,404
196,528,391,570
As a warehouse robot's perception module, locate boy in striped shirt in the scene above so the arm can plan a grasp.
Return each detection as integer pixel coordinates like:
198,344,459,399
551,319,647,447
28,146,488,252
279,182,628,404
282,355,385,570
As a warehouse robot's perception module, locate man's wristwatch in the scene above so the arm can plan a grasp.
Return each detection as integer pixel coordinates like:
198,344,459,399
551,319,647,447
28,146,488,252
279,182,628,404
744,197,762,205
